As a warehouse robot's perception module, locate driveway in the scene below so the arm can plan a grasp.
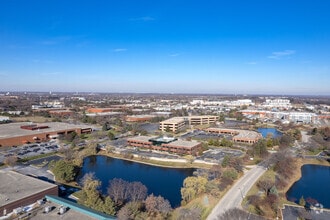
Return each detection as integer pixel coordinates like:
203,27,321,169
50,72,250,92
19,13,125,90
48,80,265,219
207,165,266,219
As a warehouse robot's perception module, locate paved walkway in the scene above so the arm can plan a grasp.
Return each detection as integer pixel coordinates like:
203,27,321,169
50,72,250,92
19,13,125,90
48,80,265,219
207,165,266,219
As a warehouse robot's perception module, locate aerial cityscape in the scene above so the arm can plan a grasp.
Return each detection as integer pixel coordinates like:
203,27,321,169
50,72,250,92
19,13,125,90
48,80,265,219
1,1,330,220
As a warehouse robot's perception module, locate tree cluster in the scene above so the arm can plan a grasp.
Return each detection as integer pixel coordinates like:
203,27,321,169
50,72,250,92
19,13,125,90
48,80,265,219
49,160,79,182
309,126,330,151
180,176,207,204
250,139,269,158
247,178,279,217
107,178,148,206
77,175,172,219
208,138,233,148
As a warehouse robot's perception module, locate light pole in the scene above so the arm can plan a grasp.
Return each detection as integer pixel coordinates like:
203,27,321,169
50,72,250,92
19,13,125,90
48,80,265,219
238,187,244,199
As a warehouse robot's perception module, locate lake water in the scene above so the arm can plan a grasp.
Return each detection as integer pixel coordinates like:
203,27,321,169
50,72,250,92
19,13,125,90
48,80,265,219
257,127,282,138
286,164,330,208
78,155,195,207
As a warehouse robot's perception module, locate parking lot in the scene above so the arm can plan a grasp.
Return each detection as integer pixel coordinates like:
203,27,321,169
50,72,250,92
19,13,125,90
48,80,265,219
282,205,330,220
197,148,244,163
181,130,231,141
0,141,60,163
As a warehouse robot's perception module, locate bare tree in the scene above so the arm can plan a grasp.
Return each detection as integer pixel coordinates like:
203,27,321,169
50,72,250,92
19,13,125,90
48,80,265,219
128,181,147,202
177,206,202,220
107,178,130,205
257,179,274,195
4,155,17,167
145,194,172,215
218,208,266,220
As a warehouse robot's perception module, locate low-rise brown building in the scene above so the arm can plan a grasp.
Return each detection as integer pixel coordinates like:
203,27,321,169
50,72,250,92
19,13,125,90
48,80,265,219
127,136,202,156
0,122,92,147
206,128,262,144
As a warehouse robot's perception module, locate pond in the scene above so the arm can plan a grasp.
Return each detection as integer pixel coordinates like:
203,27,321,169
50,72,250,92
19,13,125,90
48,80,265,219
257,127,282,138
77,155,195,207
286,164,330,208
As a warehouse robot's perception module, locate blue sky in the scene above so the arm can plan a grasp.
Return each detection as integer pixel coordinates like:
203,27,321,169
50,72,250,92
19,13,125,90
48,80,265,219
0,0,329,95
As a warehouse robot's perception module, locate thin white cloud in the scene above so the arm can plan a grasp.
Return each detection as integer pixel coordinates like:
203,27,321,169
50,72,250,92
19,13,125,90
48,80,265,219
113,48,127,52
130,16,155,22
245,61,257,65
169,53,180,57
268,50,296,59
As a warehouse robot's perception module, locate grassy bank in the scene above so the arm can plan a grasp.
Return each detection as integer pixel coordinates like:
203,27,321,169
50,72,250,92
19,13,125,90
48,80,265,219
98,151,213,169
243,157,330,218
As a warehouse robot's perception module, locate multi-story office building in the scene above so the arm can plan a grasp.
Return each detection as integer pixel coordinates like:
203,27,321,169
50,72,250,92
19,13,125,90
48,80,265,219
159,117,186,133
159,115,219,133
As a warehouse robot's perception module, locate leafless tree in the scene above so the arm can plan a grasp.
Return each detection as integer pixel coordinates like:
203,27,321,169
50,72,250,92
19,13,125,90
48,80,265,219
257,179,274,195
218,208,266,220
145,194,172,215
177,206,202,220
107,178,130,205
4,155,17,167
107,178,148,205
128,181,147,202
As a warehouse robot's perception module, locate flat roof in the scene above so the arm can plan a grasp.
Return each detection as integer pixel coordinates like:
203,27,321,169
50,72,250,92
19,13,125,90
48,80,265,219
234,130,261,140
206,128,261,140
126,115,155,118
166,140,201,149
0,122,91,139
0,171,57,207
127,135,156,143
149,136,177,143
160,117,185,124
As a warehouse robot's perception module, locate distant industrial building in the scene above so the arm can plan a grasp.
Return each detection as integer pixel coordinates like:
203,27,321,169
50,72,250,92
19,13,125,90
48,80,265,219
125,115,156,122
127,136,202,155
262,98,292,109
0,116,10,122
191,99,254,107
86,106,128,113
159,115,218,133
240,110,318,124
206,128,262,144
0,122,92,147
0,170,58,217
272,112,317,123
49,110,75,118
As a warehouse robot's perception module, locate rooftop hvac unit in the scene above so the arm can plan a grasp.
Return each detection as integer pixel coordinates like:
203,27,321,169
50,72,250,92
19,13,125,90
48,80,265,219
37,199,45,205
59,206,67,215
44,206,51,213
13,207,23,215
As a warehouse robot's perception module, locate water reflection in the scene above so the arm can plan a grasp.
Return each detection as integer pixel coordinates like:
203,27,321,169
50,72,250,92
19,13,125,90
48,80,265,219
78,155,195,207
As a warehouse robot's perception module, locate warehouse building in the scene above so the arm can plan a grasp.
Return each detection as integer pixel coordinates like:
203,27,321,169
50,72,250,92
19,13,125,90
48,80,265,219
0,122,92,147
0,170,58,217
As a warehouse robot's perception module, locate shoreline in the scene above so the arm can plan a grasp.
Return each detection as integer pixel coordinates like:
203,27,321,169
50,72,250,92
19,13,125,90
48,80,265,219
97,151,213,169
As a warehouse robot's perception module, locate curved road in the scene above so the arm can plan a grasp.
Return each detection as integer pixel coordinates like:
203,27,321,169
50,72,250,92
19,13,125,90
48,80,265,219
207,165,266,219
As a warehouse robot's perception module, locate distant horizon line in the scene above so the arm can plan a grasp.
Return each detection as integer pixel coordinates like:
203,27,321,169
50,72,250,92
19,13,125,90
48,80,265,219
1,90,329,98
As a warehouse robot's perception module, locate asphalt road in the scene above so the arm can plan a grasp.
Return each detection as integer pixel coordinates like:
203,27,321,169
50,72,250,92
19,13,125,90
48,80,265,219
207,165,266,220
